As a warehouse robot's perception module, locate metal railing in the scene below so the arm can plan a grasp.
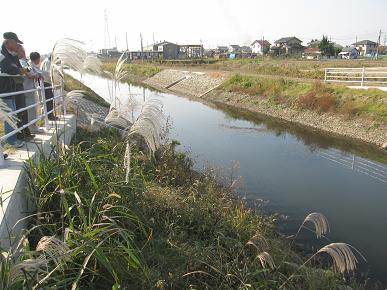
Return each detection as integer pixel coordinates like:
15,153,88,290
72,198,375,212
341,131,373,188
0,75,66,167
324,67,387,87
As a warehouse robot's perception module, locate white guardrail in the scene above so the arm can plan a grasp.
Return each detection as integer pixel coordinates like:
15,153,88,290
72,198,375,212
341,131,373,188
0,75,65,167
324,67,387,87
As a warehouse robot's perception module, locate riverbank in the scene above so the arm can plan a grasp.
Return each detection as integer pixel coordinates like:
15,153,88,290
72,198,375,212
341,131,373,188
204,88,386,148
103,61,386,149
9,77,366,289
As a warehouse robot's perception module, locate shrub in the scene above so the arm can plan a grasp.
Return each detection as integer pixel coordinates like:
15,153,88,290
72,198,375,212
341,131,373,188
298,81,337,112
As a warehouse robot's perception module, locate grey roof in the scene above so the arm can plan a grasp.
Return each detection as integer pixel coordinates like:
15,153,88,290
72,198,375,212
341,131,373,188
352,40,377,46
156,41,178,46
275,37,302,44
341,47,358,53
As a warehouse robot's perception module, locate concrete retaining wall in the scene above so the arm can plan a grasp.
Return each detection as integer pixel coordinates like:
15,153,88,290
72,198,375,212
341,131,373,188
0,115,76,247
145,69,226,97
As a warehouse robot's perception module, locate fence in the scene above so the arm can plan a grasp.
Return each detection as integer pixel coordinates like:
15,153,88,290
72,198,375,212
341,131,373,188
324,67,387,87
0,75,65,167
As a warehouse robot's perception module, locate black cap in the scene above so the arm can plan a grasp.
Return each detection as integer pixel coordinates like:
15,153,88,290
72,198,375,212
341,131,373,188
3,32,23,44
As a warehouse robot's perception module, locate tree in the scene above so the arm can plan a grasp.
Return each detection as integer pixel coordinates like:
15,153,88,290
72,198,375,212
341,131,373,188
319,35,335,56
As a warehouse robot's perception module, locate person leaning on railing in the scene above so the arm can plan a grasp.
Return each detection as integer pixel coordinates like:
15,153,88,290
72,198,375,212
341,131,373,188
0,32,33,147
40,53,56,120
17,45,43,133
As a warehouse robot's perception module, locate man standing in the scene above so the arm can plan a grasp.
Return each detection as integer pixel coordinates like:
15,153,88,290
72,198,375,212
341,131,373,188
0,32,30,147
40,54,56,120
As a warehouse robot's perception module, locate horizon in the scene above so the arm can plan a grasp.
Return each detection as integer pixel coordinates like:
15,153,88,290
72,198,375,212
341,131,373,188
0,0,386,54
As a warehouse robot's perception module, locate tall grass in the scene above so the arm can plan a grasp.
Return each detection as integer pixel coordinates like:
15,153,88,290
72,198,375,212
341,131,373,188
3,127,364,289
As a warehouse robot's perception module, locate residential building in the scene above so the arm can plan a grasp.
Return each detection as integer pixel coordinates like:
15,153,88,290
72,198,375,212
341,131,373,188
303,47,321,60
98,47,122,58
179,44,204,58
216,46,229,54
126,51,162,60
338,47,359,59
251,39,271,55
273,36,304,55
240,46,252,54
154,41,180,59
228,45,241,53
352,40,377,56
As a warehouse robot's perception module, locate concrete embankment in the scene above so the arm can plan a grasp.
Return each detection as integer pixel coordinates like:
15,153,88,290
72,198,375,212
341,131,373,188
144,69,227,98
0,115,76,246
143,69,387,148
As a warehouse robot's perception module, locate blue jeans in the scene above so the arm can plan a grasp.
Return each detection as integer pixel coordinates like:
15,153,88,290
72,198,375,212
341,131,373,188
2,96,18,145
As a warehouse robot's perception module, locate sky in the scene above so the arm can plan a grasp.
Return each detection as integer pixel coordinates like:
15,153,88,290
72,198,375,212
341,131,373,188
1,0,386,54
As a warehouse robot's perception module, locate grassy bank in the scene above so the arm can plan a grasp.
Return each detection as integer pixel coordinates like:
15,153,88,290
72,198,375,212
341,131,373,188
158,58,387,80
102,61,161,82
1,127,363,289
221,74,387,122
64,74,110,108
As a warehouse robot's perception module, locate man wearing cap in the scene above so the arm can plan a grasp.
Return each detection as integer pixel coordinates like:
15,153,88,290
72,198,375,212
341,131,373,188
0,32,33,147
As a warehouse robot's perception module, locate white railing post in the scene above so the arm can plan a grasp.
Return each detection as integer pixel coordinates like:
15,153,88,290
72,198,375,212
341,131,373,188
61,79,66,116
324,68,328,83
39,79,50,130
361,67,365,87
0,143,5,167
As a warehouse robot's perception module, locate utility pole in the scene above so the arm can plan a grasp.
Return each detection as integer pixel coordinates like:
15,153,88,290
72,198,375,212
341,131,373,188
153,33,155,45
126,32,129,52
376,29,382,60
140,33,144,61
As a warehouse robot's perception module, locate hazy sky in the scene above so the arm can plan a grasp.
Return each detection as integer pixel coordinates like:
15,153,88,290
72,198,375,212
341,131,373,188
1,0,386,54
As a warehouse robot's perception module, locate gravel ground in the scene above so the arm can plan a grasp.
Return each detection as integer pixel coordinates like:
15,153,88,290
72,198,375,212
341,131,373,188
67,95,109,125
144,69,188,88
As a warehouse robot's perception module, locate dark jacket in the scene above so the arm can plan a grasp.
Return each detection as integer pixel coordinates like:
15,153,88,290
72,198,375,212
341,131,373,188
0,44,23,94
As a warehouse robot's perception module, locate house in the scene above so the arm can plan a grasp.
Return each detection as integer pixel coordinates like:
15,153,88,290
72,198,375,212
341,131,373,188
179,44,204,59
204,49,215,58
228,45,241,53
126,51,162,60
216,46,229,54
152,41,180,59
274,37,304,55
338,47,359,59
251,40,271,54
303,47,321,60
352,40,377,57
98,47,122,58
240,46,252,54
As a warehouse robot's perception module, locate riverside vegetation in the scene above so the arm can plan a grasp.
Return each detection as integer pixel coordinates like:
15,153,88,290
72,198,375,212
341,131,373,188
1,127,365,289
0,45,371,289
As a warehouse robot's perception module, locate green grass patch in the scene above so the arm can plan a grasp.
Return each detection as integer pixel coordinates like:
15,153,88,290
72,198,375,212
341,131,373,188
102,61,161,79
64,74,110,108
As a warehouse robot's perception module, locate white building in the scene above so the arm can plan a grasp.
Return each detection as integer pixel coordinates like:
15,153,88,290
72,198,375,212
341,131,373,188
251,40,271,55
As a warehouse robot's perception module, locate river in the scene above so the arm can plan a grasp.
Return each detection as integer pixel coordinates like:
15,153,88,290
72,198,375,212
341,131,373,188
73,72,387,285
